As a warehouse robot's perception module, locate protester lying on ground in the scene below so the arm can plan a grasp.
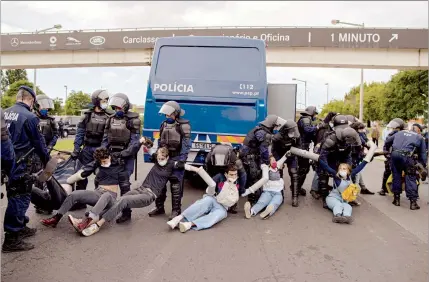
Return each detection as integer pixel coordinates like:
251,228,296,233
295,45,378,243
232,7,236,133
243,155,286,219
290,146,375,224
40,137,150,232
80,147,191,237
166,163,242,233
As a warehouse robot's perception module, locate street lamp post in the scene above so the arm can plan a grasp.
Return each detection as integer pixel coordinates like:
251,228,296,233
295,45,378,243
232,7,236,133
33,24,62,95
325,83,329,104
292,78,307,108
331,19,365,121
64,85,68,103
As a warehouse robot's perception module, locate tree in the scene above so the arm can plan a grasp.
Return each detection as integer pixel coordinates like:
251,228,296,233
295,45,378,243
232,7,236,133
1,69,28,93
64,90,91,115
51,98,64,115
2,80,45,109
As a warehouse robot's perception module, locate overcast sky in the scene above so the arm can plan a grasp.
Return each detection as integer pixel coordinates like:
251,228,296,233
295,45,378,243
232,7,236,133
1,1,427,110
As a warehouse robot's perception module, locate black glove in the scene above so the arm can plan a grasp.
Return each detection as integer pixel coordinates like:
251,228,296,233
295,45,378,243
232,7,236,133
71,150,80,160
149,153,157,163
175,161,185,170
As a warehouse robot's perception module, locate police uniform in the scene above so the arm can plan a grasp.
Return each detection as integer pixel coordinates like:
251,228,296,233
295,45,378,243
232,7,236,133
1,109,15,187
38,116,59,149
3,91,50,252
297,107,318,196
271,120,301,206
385,130,427,209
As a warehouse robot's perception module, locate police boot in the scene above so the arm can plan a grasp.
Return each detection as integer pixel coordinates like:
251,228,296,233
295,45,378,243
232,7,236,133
17,226,37,239
170,183,182,220
2,232,34,253
410,200,420,210
116,208,132,224
378,189,387,196
392,194,400,206
291,185,299,207
148,207,165,217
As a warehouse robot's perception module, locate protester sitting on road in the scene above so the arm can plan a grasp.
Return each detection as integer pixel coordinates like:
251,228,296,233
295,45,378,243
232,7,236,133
40,137,150,232
166,164,241,233
80,147,191,237
290,146,375,224
243,155,285,219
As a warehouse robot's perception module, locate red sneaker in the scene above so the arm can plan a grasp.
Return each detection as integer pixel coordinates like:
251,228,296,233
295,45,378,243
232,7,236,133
40,216,60,228
76,218,93,233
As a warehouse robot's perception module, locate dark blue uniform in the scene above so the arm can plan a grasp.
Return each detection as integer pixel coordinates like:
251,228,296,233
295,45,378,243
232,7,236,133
297,115,317,191
4,102,50,233
380,130,398,194
385,130,427,200
1,109,15,182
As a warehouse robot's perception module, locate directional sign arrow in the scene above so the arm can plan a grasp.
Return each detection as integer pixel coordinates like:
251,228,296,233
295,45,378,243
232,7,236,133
389,34,399,42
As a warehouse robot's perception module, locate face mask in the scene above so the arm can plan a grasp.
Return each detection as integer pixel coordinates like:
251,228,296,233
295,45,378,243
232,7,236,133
339,170,348,178
271,162,277,169
100,103,108,110
227,177,238,183
158,160,167,166
101,161,111,168
166,118,175,124
116,111,124,118
40,109,48,116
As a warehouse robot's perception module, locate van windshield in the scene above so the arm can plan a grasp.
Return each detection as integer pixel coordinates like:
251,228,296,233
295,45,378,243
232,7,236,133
155,46,261,82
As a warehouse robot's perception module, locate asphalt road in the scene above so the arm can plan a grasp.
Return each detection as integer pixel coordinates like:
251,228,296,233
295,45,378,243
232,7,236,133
1,157,428,282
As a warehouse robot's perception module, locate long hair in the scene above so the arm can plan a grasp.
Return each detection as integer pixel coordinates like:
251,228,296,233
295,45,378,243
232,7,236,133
337,163,352,178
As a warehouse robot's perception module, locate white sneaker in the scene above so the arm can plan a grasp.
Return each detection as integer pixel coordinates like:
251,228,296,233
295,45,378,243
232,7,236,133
81,223,100,237
167,215,183,230
68,215,82,232
244,202,252,219
179,222,193,233
260,205,274,219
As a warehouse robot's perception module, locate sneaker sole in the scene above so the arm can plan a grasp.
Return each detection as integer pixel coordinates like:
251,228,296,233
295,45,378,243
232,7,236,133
179,223,190,233
260,205,274,219
40,221,57,228
244,202,252,219
2,246,35,253
68,215,82,233
166,221,178,230
332,216,348,224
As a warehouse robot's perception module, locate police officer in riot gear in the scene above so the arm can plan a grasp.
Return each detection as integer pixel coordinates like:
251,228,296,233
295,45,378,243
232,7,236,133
34,94,59,152
102,93,141,223
72,89,112,194
385,120,427,210
378,118,405,196
240,115,285,204
3,86,50,253
1,109,15,195
297,106,318,197
271,120,301,207
318,115,361,208
149,101,191,220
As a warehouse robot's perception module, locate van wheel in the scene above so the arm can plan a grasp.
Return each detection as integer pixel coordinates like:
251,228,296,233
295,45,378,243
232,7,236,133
63,131,68,138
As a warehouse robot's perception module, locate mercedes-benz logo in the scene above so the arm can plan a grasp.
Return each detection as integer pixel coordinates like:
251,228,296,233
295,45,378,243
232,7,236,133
10,38,19,47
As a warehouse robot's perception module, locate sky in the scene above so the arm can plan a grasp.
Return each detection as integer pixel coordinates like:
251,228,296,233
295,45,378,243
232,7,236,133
1,1,428,110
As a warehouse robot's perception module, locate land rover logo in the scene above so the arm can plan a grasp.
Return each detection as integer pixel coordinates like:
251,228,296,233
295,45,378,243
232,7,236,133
90,36,105,46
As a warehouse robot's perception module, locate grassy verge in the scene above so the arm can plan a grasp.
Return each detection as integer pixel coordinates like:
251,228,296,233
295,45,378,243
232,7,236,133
53,139,74,152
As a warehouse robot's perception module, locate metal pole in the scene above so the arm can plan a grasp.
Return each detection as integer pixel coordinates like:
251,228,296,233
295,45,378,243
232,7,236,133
359,23,365,121
33,69,37,95
304,81,307,108
64,85,68,102
326,83,329,104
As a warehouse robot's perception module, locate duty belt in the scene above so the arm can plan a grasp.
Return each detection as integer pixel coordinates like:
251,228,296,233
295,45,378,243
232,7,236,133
392,149,413,157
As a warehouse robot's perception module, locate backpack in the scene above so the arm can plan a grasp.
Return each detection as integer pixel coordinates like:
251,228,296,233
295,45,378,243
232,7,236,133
210,144,236,166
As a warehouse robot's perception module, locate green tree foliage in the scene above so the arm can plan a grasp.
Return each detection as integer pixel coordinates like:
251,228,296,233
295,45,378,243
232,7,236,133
2,80,45,109
1,69,28,93
51,98,64,115
64,90,91,115
321,70,428,123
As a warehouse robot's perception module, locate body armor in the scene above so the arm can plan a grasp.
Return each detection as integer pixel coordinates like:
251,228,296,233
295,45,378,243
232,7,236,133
84,112,109,146
243,126,271,150
159,121,185,157
107,117,131,151
38,117,54,145
210,144,235,166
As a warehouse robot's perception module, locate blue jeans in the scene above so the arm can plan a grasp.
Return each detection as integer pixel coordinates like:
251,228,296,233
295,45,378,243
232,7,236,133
326,196,352,216
4,194,31,233
251,191,283,216
182,196,227,231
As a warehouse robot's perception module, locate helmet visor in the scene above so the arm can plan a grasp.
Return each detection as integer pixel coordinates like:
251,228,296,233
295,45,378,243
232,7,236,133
98,91,109,101
37,98,55,110
159,104,176,116
108,96,127,109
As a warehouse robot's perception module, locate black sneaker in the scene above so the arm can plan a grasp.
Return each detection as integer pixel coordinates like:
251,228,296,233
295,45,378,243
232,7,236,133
378,190,387,196
35,207,53,215
18,227,37,239
148,207,165,217
2,236,34,253
360,188,375,195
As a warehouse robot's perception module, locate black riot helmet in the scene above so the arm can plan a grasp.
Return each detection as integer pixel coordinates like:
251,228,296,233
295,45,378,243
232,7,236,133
345,115,358,124
34,94,54,117
259,115,286,131
91,89,110,109
336,127,362,146
108,93,131,113
302,106,318,117
386,118,405,131
159,101,185,118
332,114,349,130
278,120,300,139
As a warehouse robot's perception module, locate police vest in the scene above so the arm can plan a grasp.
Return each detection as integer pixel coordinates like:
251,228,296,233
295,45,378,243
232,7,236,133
159,121,185,156
38,117,54,144
84,112,109,146
107,117,131,151
243,125,271,149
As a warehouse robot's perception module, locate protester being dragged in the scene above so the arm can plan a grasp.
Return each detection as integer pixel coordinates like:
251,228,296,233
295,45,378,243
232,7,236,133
166,164,243,233
81,146,191,237
40,137,152,232
290,144,376,224
243,155,285,219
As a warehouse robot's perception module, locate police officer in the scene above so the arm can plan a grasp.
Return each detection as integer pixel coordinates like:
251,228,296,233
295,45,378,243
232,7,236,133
378,118,405,196
148,101,191,220
385,120,427,210
1,109,15,193
3,86,50,253
58,118,64,139
34,94,59,152
318,115,361,208
349,121,375,195
240,115,285,204
297,106,318,197
72,89,112,194
310,112,337,199
271,120,301,207
102,93,141,223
